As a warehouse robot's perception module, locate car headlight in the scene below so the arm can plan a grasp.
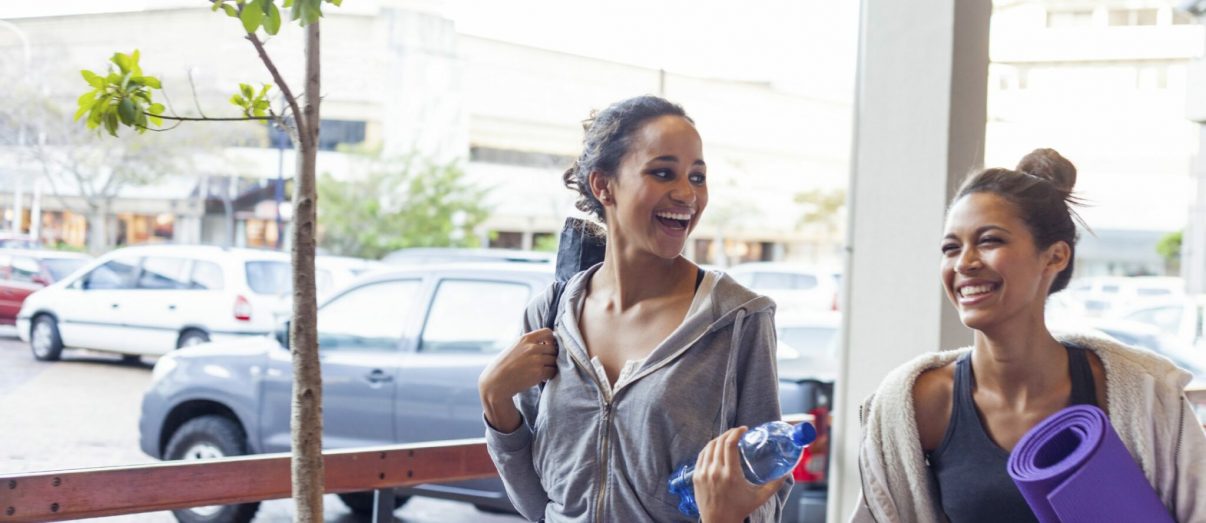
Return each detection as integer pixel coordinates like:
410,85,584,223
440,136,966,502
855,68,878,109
151,355,179,384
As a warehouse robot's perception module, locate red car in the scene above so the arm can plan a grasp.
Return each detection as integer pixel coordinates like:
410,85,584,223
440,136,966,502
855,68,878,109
0,249,91,325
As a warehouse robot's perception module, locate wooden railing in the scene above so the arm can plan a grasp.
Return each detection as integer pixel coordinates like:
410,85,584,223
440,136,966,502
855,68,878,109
0,438,495,523
18,396,1206,523
1,414,817,523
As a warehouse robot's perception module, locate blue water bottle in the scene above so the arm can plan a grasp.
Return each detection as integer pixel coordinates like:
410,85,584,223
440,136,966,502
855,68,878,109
667,421,817,518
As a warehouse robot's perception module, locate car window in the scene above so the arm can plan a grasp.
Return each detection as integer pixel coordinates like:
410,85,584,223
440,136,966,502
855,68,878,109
245,261,291,295
419,279,531,354
317,279,421,352
82,258,140,290
1136,288,1171,297
190,261,224,290
777,326,839,360
42,258,88,281
1124,306,1183,335
753,272,817,290
138,257,192,290
10,256,39,283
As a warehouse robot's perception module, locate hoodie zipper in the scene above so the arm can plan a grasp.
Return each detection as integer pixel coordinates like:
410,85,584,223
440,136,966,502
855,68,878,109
563,341,612,523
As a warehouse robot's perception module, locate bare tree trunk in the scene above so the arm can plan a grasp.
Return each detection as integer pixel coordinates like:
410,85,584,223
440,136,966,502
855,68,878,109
290,20,323,523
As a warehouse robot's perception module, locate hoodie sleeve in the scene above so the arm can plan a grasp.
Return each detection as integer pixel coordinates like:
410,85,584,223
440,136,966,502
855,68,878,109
733,309,793,523
481,290,555,521
1172,394,1206,522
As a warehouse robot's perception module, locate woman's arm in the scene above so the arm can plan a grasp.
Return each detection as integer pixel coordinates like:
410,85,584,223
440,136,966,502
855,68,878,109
696,310,790,523
478,294,559,521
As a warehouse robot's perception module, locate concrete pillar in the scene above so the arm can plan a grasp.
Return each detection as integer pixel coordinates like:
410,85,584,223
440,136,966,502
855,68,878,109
827,1,989,521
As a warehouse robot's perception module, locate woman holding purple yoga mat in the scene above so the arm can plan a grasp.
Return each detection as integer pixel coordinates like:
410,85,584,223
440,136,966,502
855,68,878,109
848,149,1206,523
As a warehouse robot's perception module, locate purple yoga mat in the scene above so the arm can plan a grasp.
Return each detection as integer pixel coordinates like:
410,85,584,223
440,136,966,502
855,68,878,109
1006,404,1173,523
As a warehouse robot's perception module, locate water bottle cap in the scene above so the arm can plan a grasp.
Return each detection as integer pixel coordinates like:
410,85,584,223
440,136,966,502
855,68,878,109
792,422,817,446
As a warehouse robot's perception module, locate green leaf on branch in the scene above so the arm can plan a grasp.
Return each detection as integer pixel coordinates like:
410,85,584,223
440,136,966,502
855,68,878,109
264,1,282,34
117,98,137,125
221,3,238,17
81,70,105,88
239,1,264,33
76,49,164,136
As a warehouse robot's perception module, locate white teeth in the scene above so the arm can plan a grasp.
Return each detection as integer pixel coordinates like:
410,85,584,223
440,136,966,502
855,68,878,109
655,211,692,221
960,284,994,298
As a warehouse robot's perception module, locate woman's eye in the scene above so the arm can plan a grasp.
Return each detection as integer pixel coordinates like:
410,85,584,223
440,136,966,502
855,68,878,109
941,244,958,255
650,169,673,179
689,173,706,185
980,237,1002,245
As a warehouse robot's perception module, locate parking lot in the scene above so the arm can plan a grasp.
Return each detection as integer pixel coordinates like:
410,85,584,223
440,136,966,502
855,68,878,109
0,327,521,522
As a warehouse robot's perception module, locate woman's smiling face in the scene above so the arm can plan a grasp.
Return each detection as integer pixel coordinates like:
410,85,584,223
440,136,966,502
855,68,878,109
940,192,1068,332
594,115,707,259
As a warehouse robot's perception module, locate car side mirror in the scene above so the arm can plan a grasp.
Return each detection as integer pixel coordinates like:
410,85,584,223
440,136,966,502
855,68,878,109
275,321,290,349
32,275,50,287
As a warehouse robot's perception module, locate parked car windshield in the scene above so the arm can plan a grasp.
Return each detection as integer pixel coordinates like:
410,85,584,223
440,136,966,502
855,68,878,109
43,258,88,281
245,261,292,295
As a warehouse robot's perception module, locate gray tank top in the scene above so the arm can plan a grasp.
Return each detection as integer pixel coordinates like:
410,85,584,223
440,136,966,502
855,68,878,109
928,344,1097,523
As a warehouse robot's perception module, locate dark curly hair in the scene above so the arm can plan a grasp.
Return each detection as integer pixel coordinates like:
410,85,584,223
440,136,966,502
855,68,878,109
952,148,1086,294
562,95,693,222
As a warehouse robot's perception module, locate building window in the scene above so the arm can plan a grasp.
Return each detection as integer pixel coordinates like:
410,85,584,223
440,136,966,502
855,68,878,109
1047,9,1095,28
268,119,367,151
1174,11,1198,24
1109,8,1158,26
490,231,523,249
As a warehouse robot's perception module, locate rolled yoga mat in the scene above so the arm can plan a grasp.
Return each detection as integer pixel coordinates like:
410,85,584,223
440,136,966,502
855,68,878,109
1006,404,1173,523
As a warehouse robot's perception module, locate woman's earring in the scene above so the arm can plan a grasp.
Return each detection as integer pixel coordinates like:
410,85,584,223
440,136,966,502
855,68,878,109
599,192,610,204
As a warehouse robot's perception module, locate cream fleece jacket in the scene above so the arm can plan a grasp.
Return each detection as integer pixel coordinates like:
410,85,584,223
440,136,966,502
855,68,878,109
849,332,1206,523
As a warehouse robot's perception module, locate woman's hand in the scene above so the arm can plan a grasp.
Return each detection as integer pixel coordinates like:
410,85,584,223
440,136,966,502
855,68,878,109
693,427,787,523
478,328,559,432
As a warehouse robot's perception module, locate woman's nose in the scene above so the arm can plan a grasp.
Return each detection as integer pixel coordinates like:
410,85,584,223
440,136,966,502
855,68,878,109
670,178,697,203
956,250,982,273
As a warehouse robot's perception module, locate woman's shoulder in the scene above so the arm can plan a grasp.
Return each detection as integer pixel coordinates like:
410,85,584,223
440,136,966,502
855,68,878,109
863,349,967,427
913,361,957,451
1058,331,1193,393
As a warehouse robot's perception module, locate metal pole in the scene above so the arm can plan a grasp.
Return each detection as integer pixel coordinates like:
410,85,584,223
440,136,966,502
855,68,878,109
275,123,286,250
1,20,32,237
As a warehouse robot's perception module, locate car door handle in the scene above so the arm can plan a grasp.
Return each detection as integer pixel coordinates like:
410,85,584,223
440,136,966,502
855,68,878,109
110,303,120,309
365,369,393,384
167,304,177,311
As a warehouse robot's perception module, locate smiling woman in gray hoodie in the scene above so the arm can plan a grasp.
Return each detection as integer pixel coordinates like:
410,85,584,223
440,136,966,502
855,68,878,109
477,96,790,523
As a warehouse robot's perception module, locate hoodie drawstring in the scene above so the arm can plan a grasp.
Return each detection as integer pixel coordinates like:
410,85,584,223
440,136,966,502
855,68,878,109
715,308,747,437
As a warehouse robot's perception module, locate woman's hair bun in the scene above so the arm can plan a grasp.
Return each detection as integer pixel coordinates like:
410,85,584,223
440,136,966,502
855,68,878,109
1016,148,1076,193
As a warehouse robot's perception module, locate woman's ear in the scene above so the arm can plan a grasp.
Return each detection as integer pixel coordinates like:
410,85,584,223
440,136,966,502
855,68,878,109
588,171,613,205
1044,241,1071,274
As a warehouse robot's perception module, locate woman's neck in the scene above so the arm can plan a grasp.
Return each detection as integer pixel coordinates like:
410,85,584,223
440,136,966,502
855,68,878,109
971,316,1067,405
591,242,691,312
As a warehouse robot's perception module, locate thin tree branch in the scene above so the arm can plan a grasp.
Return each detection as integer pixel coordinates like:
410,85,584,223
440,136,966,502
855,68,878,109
151,113,276,122
246,32,308,145
187,69,210,118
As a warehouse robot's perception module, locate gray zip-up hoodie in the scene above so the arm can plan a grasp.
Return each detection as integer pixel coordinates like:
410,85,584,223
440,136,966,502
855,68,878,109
485,266,791,522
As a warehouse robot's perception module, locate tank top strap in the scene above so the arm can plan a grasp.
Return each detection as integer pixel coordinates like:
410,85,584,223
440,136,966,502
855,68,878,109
1065,344,1099,407
950,352,978,425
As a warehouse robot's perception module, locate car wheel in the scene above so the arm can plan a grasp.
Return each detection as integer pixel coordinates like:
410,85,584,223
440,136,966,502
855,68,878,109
337,491,409,516
30,315,63,362
177,329,211,349
164,416,260,523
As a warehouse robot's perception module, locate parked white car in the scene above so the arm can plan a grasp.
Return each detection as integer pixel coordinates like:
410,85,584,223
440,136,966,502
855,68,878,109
1057,276,1184,318
18,244,291,362
727,262,842,314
